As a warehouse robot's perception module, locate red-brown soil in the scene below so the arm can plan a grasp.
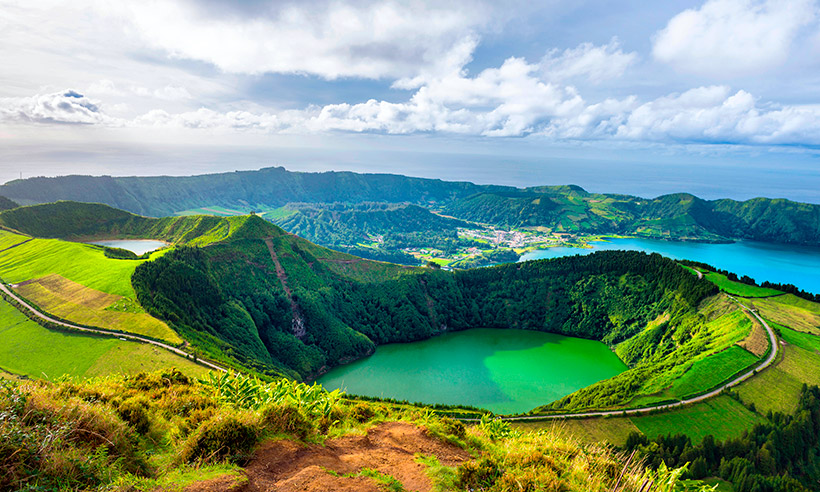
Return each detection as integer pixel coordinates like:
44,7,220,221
184,421,471,492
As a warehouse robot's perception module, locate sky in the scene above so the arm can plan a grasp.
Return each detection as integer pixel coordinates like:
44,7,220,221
2,0,820,201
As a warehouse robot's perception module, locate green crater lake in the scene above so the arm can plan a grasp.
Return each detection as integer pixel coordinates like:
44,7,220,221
317,328,626,414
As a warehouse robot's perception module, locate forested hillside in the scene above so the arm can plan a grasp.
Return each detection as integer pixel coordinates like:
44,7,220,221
444,189,820,245
0,196,18,211
3,167,819,246
129,213,722,410
272,202,475,264
0,167,494,216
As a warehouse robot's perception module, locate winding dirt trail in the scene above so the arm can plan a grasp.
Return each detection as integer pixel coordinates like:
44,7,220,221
0,282,227,373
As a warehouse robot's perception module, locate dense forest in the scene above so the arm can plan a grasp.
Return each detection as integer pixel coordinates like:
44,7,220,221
272,202,477,264
3,167,820,246
0,167,495,216
627,386,820,492
0,196,18,212
130,214,717,410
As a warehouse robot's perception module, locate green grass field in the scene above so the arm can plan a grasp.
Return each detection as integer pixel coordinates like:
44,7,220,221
0,296,206,380
513,417,641,447
0,232,164,297
748,294,820,335
0,231,29,250
631,395,766,443
664,345,759,399
16,280,181,343
704,272,782,297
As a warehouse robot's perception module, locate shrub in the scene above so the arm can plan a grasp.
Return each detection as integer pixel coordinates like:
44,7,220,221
117,395,152,434
261,403,314,439
439,417,466,439
456,457,504,490
127,368,191,391
179,410,260,463
349,402,375,423
0,382,145,490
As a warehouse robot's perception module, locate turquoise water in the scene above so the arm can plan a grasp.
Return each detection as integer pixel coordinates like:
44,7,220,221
318,328,626,414
88,239,167,255
519,238,820,295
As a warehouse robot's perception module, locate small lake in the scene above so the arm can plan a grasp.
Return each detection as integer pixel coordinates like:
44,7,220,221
520,238,820,295
318,328,626,414
88,239,168,255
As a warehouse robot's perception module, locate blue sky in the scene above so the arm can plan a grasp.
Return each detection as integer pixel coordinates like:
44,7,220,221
1,0,820,200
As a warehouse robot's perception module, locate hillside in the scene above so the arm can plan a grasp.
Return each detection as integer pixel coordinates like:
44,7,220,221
0,202,764,413
3,167,820,247
0,167,497,217
2,370,713,492
129,210,769,413
5,202,820,490
271,202,474,264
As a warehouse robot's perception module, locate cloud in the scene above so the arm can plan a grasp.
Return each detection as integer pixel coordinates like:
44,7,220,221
5,33,820,149
117,0,492,80
87,80,192,101
541,38,638,83
653,0,818,77
130,81,820,146
613,86,820,144
0,90,115,125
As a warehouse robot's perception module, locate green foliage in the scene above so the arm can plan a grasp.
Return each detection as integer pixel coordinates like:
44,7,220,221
0,195,18,211
134,233,718,410
0,295,205,380
627,385,820,492
479,415,518,441
5,169,820,247
199,372,343,422
704,272,783,297
178,409,261,464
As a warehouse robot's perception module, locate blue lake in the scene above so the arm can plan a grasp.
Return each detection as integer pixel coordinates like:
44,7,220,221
88,239,168,255
519,238,820,295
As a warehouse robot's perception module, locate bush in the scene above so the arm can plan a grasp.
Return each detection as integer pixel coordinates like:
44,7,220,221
117,396,152,434
439,417,466,439
456,456,504,490
349,402,375,423
127,368,190,391
179,410,260,463
0,382,145,490
261,403,314,439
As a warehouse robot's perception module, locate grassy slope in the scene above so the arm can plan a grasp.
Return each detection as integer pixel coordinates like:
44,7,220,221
631,395,766,443
737,324,820,414
0,229,181,342
16,279,178,342
606,297,756,409
0,232,159,297
748,294,820,335
704,272,783,297
563,293,820,447
0,296,205,380
664,345,759,399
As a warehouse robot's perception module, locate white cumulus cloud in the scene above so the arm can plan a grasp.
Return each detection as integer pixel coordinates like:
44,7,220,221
0,90,115,125
653,0,818,77
541,38,638,84
117,0,491,80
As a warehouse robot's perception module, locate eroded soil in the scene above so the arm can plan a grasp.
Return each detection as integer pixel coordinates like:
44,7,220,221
185,421,472,492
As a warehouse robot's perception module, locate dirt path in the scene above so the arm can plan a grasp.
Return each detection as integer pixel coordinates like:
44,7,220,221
263,238,306,338
190,422,471,492
0,282,227,373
